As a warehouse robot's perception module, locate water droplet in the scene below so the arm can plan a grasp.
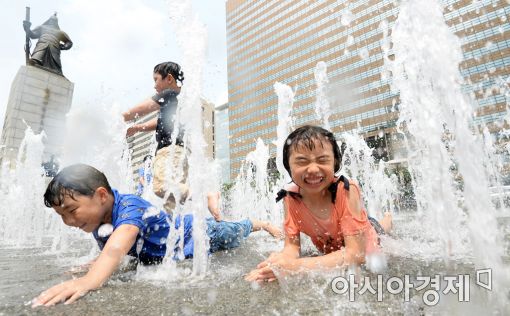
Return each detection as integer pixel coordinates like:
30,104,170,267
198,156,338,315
341,10,353,26
346,35,354,46
136,239,144,254
142,206,160,220
97,223,113,237
359,47,369,60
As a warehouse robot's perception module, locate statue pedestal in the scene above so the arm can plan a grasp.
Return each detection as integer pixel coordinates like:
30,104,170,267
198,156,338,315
0,65,74,167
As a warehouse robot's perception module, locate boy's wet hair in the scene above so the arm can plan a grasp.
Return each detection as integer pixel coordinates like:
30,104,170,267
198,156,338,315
154,61,184,84
282,125,342,177
43,164,112,207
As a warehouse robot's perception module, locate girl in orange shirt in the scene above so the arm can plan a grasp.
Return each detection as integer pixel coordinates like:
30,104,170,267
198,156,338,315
246,125,392,282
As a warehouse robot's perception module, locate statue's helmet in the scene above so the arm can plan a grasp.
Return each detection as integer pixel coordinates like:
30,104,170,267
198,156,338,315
42,13,60,29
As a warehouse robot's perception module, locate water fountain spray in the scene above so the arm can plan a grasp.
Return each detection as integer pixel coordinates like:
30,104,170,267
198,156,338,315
390,0,509,308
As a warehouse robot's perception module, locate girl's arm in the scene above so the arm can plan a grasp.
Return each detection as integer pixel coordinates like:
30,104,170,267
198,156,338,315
33,224,139,306
123,98,160,121
246,185,368,282
295,233,366,269
256,231,366,274
245,201,301,282
245,233,300,282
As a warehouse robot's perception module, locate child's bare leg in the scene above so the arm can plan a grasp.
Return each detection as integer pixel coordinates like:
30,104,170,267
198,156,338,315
250,219,283,239
207,192,222,221
379,212,393,234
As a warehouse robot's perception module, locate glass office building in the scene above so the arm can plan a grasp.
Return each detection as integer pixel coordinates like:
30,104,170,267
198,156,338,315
226,0,510,178
215,103,231,184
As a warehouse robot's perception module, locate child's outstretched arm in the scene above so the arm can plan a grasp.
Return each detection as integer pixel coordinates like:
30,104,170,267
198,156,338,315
33,224,139,307
245,233,300,282
126,117,158,137
245,187,368,283
122,98,159,121
245,234,365,283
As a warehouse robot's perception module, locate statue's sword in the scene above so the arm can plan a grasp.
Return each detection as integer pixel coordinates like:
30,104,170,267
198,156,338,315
24,7,31,64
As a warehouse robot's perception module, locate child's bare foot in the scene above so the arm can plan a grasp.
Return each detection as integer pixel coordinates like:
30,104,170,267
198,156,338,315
380,211,393,234
251,219,284,239
207,192,222,221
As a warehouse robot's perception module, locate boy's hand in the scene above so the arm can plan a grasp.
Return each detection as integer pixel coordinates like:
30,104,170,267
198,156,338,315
33,224,139,307
32,277,95,307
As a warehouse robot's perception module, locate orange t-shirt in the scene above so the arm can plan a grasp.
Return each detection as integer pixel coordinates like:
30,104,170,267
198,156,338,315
283,180,380,255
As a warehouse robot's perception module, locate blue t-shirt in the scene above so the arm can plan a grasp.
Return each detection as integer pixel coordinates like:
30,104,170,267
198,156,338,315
92,189,194,263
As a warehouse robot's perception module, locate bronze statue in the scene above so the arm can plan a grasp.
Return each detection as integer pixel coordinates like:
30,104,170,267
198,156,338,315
23,12,73,76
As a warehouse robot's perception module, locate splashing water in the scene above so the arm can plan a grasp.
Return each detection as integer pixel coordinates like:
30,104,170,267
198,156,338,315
62,103,133,192
340,8,353,26
154,0,214,279
1,0,510,313
0,101,131,253
223,2,510,310
390,0,509,309
341,132,399,220
230,139,272,221
0,127,60,248
314,61,331,130
274,82,295,182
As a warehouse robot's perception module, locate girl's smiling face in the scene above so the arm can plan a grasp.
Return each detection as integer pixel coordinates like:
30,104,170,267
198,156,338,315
288,138,336,195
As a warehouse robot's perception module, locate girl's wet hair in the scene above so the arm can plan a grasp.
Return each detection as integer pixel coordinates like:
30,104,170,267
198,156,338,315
282,125,343,177
43,164,112,207
153,61,185,85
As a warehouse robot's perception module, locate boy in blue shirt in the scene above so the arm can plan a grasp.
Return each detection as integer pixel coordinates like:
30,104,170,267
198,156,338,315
33,164,281,306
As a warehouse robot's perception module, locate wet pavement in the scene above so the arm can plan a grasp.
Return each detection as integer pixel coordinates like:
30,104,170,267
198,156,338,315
1,216,509,315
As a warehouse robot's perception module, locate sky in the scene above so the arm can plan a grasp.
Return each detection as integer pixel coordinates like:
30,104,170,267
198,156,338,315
0,0,228,132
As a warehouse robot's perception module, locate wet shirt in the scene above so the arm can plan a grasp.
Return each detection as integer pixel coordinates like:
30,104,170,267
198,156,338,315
283,180,380,255
92,189,194,263
152,89,184,151
93,189,170,262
